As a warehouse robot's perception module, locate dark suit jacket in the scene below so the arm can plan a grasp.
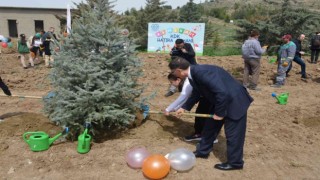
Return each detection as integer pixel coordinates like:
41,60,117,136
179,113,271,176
182,65,253,120
170,43,197,65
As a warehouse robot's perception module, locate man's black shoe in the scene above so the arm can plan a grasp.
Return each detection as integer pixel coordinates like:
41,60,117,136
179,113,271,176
193,151,209,159
3,88,12,96
184,134,201,141
301,77,307,82
214,163,243,171
164,91,174,97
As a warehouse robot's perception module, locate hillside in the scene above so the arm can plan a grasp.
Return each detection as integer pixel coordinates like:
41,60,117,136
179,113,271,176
203,0,320,11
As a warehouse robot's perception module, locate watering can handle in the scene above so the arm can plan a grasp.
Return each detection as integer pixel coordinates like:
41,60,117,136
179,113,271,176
22,132,45,143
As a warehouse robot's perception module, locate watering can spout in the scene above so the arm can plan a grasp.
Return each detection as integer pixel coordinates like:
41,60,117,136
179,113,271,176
271,92,279,101
49,133,62,145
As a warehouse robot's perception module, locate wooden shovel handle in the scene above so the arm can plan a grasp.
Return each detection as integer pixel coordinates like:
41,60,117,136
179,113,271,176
148,110,213,118
0,94,42,99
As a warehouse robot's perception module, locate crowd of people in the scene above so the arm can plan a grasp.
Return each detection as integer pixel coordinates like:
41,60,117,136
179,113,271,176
17,27,57,69
162,30,320,171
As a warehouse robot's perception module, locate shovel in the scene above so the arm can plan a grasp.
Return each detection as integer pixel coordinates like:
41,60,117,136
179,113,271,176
146,110,214,118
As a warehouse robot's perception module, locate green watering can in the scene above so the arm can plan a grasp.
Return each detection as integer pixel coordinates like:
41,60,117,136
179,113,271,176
272,92,289,105
23,128,69,152
269,57,277,64
77,123,92,154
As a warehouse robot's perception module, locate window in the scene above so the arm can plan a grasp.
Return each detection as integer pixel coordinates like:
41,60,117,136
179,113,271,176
35,20,44,33
8,20,18,37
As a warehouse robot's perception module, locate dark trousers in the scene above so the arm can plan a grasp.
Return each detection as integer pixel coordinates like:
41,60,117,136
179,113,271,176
311,50,320,63
194,98,211,134
0,77,11,96
196,113,247,167
286,55,306,78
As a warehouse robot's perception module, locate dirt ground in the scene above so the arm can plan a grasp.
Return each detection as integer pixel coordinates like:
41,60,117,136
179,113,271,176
0,51,320,180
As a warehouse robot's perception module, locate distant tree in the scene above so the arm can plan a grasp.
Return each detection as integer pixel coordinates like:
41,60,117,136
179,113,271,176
179,0,202,22
236,0,320,48
121,0,171,49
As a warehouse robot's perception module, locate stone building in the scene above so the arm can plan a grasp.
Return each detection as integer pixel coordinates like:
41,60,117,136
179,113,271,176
0,0,76,38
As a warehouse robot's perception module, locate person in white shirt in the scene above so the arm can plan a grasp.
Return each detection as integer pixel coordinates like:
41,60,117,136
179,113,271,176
164,73,218,143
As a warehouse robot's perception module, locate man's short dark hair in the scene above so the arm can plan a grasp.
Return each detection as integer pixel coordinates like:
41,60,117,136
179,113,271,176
250,29,260,37
169,57,190,70
167,72,179,81
175,39,184,44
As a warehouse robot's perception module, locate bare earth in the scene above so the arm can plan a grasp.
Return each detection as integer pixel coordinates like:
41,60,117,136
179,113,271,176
0,52,320,180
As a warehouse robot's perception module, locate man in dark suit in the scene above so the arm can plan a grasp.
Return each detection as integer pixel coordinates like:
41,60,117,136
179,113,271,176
0,77,12,96
169,57,253,171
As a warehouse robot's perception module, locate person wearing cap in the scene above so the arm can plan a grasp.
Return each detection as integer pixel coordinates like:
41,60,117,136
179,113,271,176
271,34,296,88
286,34,307,80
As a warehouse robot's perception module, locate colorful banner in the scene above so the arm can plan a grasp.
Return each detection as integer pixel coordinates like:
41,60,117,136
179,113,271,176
148,23,205,56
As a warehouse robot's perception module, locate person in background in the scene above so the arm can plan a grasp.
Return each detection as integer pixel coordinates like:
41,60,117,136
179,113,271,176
310,31,320,64
42,27,57,42
286,34,307,80
17,34,33,69
241,29,267,91
271,34,296,88
43,36,54,68
39,30,46,57
29,33,42,64
0,77,12,96
165,39,197,97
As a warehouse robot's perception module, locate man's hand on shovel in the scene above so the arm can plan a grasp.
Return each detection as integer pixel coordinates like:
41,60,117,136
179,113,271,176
213,114,224,120
175,108,186,117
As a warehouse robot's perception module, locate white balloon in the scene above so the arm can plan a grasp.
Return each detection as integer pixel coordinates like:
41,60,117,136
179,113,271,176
168,148,196,171
125,147,150,169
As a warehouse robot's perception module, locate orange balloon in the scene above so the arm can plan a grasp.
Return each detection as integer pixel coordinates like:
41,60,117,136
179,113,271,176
142,154,170,180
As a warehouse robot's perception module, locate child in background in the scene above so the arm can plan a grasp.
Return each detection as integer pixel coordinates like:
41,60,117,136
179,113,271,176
29,33,42,64
17,34,33,69
43,36,54,68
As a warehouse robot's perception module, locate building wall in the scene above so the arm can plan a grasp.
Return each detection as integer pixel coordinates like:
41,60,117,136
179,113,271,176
0,8,66,38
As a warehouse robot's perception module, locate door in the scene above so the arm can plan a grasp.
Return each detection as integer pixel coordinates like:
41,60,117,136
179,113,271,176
8,20,18,37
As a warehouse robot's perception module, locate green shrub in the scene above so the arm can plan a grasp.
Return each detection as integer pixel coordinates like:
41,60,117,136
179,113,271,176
203,46,242,56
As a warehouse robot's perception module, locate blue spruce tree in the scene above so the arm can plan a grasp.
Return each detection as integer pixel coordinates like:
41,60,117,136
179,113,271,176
44,0,145,138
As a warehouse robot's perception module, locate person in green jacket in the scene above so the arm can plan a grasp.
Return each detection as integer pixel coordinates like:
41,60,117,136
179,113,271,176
18,34,34,69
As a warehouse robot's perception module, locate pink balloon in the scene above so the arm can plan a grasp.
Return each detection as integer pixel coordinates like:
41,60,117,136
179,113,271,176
1,42,8,48
125,147,150,169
